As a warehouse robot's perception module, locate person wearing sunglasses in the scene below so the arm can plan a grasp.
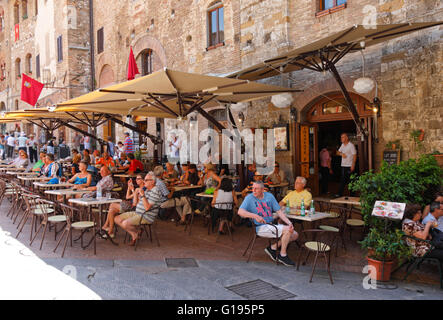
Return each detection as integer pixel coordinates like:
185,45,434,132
114,172,163,245
242,171,270,198
102,174,144,239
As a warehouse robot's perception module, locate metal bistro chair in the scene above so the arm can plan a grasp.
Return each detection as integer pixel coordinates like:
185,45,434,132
346,206,365,241
54,203,96,257
30,198,67,250
296,229,337,284
243,221,281,265
393,234,443,289
211,202,235,242
318,205,349,257
185,196,209,236
123,205,161,251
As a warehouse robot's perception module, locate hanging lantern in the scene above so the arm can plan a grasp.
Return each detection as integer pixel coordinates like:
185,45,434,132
353,77,375,94
271,93,294,108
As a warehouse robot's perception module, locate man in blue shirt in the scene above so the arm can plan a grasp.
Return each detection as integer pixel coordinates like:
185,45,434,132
238,181,298,266
422,201,443,233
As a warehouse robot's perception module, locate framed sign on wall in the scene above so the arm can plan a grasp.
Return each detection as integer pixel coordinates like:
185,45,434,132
273,124,289,151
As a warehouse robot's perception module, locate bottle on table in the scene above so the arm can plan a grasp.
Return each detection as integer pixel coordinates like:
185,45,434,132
310,200,315,216
285,200,290,215
97,184,102,198
301,199,305,216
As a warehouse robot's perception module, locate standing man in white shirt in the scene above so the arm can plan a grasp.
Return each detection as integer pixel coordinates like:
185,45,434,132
6,133,16,159
336,133,357,198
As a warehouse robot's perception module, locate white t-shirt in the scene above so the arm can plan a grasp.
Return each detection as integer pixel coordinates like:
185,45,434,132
7,136,15,147
338,142,356,167
18,136,27,148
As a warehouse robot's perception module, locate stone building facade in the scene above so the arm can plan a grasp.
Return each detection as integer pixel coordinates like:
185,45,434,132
0,0,441,193
0,0,91,143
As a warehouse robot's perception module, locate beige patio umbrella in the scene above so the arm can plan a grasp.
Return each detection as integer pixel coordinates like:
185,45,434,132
227,22,443,80
55,68,302,127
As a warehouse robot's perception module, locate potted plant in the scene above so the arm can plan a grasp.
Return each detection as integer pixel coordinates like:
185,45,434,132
349,154,442,280
361,229,411,281
385,139,401,150
430,150,443,167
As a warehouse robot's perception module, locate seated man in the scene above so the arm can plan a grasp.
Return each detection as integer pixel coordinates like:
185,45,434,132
114,172,163,245
266,161,286,185
80,166,114,198
422,201,443,233
279,176,312,209
42,154,60,179
238,181,298,266
423,192,443,216
242,171,270,198
91,150,101,165
163,162,179,182
126,153,144,174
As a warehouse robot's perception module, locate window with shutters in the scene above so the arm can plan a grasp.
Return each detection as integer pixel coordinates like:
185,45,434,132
57,35,63,62
97,27,104,54
14,3,19,25
140,49,153,76
15,58,21,78
22,0,28,19
26,54,32,74
207,2,224,49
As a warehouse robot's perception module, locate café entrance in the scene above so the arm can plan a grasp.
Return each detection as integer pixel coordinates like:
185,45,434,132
294,92,376,196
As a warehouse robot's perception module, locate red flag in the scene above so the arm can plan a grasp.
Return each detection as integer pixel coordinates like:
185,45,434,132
127,46,140,81
14,24,19,41
20,74,44,106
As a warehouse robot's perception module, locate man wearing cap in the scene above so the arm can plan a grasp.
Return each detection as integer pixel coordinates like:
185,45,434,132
123,132,134,155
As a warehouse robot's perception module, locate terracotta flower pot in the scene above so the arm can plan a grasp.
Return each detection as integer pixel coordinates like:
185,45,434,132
367,257,394,281
418,129,425,142
433,154,443,168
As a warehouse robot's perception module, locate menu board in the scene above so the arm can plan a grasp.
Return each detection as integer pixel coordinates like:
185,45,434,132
383,150,400,165
372,201,405,220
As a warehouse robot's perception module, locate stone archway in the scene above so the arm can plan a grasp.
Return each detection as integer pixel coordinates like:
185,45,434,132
98,64,115,88
132,35,167,71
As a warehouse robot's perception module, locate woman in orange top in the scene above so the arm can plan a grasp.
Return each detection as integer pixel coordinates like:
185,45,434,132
96,151,115,168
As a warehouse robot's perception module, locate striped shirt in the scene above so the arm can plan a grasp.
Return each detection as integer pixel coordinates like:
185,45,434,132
155,178,170,202
124,136,134,154
135,186,163,223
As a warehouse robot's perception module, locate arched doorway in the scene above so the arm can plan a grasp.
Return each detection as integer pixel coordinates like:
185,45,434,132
296,92,376,196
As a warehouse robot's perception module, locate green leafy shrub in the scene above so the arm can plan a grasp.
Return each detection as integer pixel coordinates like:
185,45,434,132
349,154,442,260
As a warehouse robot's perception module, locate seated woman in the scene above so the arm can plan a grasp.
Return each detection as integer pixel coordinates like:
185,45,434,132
211,178,238,234
402,203,443,261
96,151,115,168
196,163,221,215
163,162,179,183
69,161,92,189
10,149,29,169
102,174,144,238
32,152,47,172
115,152,129,169
71,154,82,176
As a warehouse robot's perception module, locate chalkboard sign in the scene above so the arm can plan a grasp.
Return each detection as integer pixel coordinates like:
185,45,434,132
383,150,400,165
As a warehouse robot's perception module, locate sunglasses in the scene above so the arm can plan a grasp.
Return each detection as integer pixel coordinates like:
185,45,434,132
145,179,154,182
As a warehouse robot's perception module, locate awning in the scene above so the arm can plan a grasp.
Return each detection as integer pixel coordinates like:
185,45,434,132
56,68,302,120
227,22,443,80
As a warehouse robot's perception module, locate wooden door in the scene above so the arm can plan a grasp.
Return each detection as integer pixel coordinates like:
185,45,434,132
295,123,319,196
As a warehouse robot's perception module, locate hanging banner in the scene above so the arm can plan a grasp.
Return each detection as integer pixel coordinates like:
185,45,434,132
14,24,19,41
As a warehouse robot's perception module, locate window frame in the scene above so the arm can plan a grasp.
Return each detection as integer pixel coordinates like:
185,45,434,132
141,49,153,76
97,27,104,54
316,0,347,18
57,35,63,62
14,3,20,25
207,3,224,50
36,54,40,78
15,58,21,79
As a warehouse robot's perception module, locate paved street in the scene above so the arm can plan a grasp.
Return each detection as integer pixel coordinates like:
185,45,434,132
1,223,443,300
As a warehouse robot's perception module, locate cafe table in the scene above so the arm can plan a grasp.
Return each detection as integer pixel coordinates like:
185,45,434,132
33,182,74,190
195,191,242,198
68,197,122,246
330,196,361,207
8,171,39,176
18,176,50,190
45,188,89,203
0,166,25,171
